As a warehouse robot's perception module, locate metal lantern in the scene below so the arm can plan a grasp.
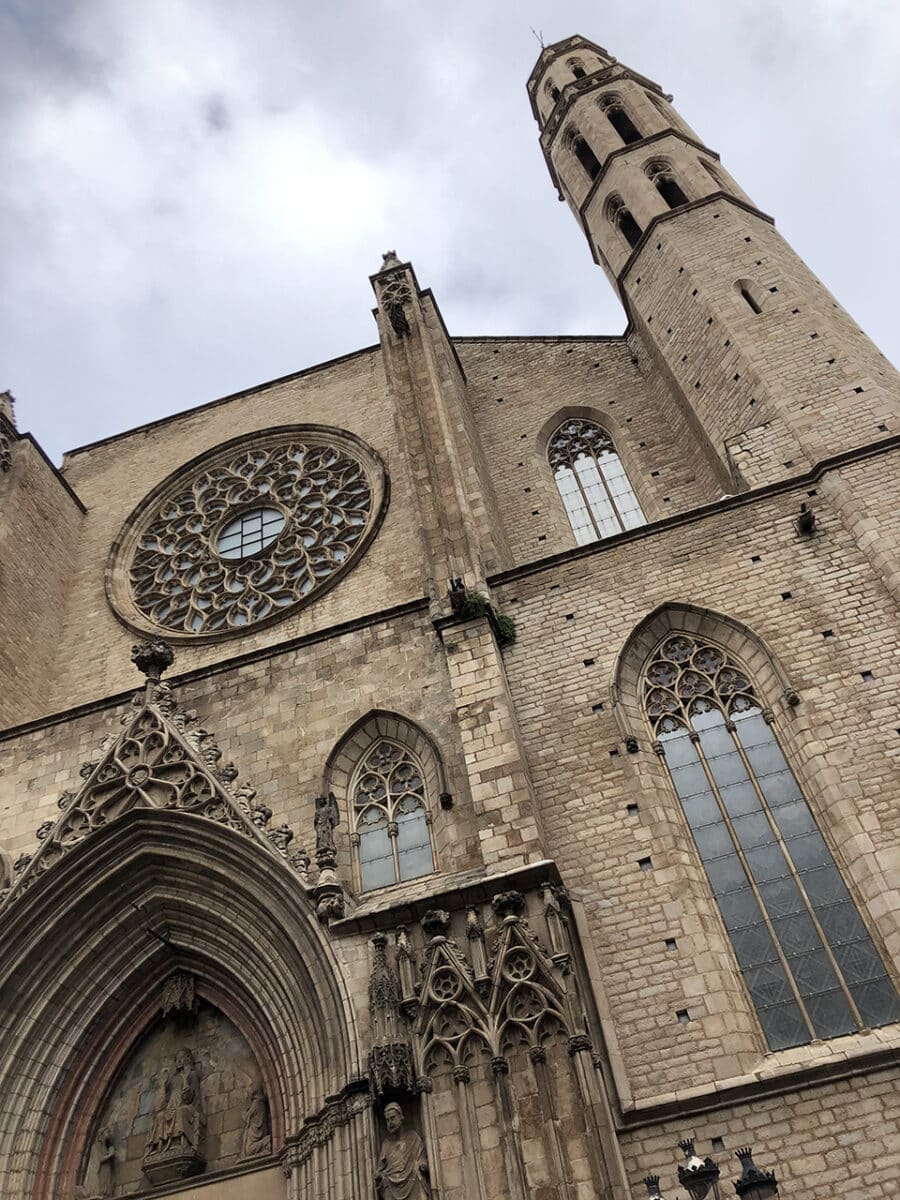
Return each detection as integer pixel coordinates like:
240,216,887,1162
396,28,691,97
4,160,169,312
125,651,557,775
677,1138,721,1200
733,1147,778,1199
643,1176,666,1200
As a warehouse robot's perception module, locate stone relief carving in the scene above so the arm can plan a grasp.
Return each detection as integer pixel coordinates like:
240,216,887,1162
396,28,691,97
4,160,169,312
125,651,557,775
143,1048,205,1184
240,1083,272,1159
374,1102,431,1200
111,432,380,638
1,671,310,908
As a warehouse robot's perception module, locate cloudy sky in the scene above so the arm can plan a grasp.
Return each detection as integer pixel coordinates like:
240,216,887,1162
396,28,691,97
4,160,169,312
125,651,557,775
2,0,898,463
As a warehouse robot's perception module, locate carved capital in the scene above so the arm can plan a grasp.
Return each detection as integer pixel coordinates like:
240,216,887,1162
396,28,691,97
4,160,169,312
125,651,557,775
528,1045,547,1065
490,1055,509,1076
452,1065,470,1085
566,1032,593,1056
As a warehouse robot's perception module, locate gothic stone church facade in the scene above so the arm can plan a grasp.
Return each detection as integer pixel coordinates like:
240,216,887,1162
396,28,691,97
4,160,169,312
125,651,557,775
1,33,899,1200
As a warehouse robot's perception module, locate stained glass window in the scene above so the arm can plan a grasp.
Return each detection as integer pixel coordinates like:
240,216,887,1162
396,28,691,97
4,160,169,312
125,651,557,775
352,740,435,891
643,633,900,1050
548,419,646,545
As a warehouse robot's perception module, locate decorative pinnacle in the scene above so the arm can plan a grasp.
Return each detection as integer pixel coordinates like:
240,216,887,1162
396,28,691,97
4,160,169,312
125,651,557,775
380,250,402,271
131,639,174,684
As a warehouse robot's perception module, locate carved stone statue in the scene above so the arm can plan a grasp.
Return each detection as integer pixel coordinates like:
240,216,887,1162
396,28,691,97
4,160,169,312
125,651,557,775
240,1083,272,1158
374,1102,431,1200
314,792,339,865
96,1127,115,1197
143,1048,204,1184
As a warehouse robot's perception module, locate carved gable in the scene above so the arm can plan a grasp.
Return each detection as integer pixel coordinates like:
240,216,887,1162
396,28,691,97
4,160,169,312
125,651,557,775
3,687,307,908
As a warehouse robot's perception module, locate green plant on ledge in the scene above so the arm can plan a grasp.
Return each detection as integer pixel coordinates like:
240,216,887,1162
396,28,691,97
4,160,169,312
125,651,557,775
449,584,517,647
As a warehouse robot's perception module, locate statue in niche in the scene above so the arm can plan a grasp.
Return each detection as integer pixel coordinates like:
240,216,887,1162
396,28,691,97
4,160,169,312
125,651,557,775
143,1048,204,1183
374,1101,431,1200
75,1128,116,1199
314,792,339,864
95,1128,116,1196
240,1083,272,1158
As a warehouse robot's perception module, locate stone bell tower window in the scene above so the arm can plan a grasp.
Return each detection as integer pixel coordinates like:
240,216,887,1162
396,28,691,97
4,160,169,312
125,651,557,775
598,94,642,145
645,160,689,210
548,418,646,545
606,195,643,250
564,127,602,181
352,739,435,891
644,633,900,1050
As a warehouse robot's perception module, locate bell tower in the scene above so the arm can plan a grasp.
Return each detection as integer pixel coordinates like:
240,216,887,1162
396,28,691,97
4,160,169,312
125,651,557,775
528,35,900,487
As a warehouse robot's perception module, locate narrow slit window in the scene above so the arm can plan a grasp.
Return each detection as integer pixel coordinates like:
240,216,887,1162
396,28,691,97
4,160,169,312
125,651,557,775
643,633,900,1050
352,739,435,891
735,279,763,314
549,418,646,545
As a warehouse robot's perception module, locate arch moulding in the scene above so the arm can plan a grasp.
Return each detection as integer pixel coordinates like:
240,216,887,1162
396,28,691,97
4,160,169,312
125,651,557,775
0,809,368,1200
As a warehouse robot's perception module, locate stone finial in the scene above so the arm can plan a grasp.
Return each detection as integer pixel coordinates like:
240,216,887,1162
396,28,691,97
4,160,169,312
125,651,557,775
380,250,402,271
0,390,16,427
131,639,174,684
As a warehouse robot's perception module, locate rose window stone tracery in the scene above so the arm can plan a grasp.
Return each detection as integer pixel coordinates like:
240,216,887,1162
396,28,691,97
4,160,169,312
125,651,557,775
108,428,387,639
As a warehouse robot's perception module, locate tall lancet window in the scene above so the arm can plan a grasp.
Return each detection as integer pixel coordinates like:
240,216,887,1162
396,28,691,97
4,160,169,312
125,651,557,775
352,739,435,891
644,634,900,1050
549,418,645,545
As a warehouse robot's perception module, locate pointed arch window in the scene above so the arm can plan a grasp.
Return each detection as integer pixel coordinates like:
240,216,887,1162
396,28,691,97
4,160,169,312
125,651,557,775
645,160,689,209
644,634,900,1050
598,95,642,145
549,419,646,545
352,739,435,891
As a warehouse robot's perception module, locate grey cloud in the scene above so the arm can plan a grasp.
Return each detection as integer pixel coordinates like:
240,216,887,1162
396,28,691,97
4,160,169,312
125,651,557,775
1,0,898,462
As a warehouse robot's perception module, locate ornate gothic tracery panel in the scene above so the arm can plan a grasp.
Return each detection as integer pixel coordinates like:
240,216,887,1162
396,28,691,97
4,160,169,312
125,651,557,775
106,426,388,639
644,633,900,1049
548,418,645,544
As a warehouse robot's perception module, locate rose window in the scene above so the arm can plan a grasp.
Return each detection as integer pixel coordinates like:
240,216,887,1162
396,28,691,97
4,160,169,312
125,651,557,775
108,428,387,639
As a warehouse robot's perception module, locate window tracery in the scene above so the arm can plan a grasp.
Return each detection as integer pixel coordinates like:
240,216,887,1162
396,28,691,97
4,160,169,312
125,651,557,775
109,430,385,639
548,418,645,544
644,633,900,1050
352,739,435,891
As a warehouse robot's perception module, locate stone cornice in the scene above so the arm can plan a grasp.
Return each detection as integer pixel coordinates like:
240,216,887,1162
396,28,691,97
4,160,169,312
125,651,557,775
615,192,775,286
618,1038,900,1129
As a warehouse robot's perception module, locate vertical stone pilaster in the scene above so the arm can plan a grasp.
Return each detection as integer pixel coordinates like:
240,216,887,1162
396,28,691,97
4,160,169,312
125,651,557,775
440,616,546,867
371,255,510,608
